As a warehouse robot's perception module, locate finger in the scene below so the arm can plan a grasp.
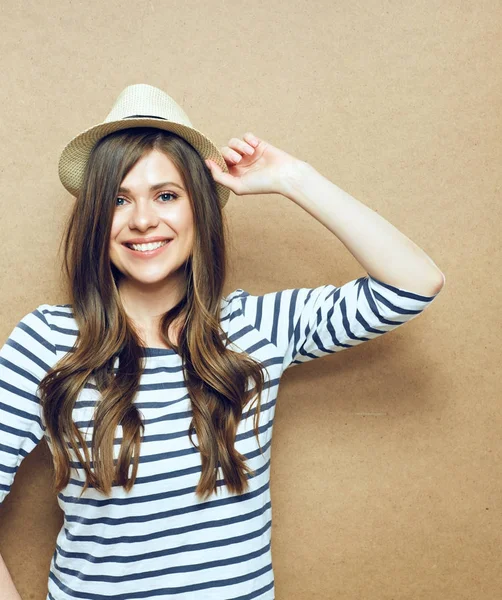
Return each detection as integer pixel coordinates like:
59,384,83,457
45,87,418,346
227,137,255,156
243,132,261,147
205,159,243,194
221,145,243,163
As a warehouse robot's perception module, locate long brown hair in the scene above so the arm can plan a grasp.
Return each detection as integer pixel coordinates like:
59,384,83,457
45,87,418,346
38,127,268,502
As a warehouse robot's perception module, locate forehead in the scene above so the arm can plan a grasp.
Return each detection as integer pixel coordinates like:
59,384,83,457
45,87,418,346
121,149,183,185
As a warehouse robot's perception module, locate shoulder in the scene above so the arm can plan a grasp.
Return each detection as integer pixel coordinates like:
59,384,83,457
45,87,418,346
222,288,247,319
33,303,74,329
24,303,75,354
223,288,256,315
2,303,69,366
223,288,249,305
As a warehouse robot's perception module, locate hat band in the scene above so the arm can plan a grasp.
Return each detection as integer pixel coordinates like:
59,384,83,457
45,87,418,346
123,114,167,120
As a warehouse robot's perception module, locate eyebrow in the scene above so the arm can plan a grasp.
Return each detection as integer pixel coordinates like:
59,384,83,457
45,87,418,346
118,181,185,193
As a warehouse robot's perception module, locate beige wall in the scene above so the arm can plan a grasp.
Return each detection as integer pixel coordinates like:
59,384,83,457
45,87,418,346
0,1,499,598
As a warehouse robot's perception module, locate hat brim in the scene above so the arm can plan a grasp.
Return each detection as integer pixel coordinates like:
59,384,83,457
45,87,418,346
58,117,230,208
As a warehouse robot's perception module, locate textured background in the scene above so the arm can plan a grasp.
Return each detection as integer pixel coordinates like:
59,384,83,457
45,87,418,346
0,0,499,598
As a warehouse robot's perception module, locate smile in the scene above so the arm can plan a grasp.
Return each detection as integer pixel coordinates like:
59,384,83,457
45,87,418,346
123,239,172,257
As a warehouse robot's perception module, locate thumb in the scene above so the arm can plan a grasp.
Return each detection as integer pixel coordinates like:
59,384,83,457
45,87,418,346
205,159,241,193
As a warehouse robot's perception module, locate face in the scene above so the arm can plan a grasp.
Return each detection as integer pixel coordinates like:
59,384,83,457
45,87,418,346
109,148,194,292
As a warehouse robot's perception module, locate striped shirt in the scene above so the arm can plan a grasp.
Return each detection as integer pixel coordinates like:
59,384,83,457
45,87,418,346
0,274,440,599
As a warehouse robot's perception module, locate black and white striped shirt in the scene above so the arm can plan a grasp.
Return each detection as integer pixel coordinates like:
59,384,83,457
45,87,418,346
0,274,440,599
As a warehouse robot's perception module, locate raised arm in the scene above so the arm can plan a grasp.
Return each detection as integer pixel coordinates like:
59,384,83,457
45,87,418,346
205,132,445,297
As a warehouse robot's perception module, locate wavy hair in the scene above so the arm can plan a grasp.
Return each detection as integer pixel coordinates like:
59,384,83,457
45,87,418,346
38,127,268,501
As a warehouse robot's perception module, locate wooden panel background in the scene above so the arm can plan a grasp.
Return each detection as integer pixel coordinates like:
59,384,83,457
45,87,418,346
0,0,499,598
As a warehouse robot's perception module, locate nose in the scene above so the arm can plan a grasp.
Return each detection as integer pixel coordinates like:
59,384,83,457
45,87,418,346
128,199,160,230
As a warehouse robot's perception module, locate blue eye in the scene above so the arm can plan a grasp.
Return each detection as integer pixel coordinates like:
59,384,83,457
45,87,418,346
159,192,178,202
115,192,178,206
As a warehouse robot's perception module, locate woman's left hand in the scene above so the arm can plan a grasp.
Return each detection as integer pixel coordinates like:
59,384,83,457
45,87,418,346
205,132,304,196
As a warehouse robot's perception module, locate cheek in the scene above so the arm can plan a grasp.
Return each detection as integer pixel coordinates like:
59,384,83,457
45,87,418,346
183,222,195,247
109,216,125,242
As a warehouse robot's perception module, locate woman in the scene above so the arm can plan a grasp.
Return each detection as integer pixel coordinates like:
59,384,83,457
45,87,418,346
0,84,444,599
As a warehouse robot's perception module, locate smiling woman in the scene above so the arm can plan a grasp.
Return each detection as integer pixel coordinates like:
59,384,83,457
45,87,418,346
48,117,278,500
0,83,444,600
1,84,285,600
109,147,195,301
19,119,272,511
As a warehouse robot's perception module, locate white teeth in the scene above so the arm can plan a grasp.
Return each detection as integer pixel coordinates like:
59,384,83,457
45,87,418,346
129,240,169,252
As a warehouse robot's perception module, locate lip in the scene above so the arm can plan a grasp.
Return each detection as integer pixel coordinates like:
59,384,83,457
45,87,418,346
122,239,172,258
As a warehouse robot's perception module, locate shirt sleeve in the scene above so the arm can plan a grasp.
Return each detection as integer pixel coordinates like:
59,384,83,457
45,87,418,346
237,274,442,373
0,304,58,505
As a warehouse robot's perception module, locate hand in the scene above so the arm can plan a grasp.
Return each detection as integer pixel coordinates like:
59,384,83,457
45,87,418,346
205,132,304,196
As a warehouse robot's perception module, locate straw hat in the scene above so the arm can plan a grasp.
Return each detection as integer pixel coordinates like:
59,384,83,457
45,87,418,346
58,83,230,208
